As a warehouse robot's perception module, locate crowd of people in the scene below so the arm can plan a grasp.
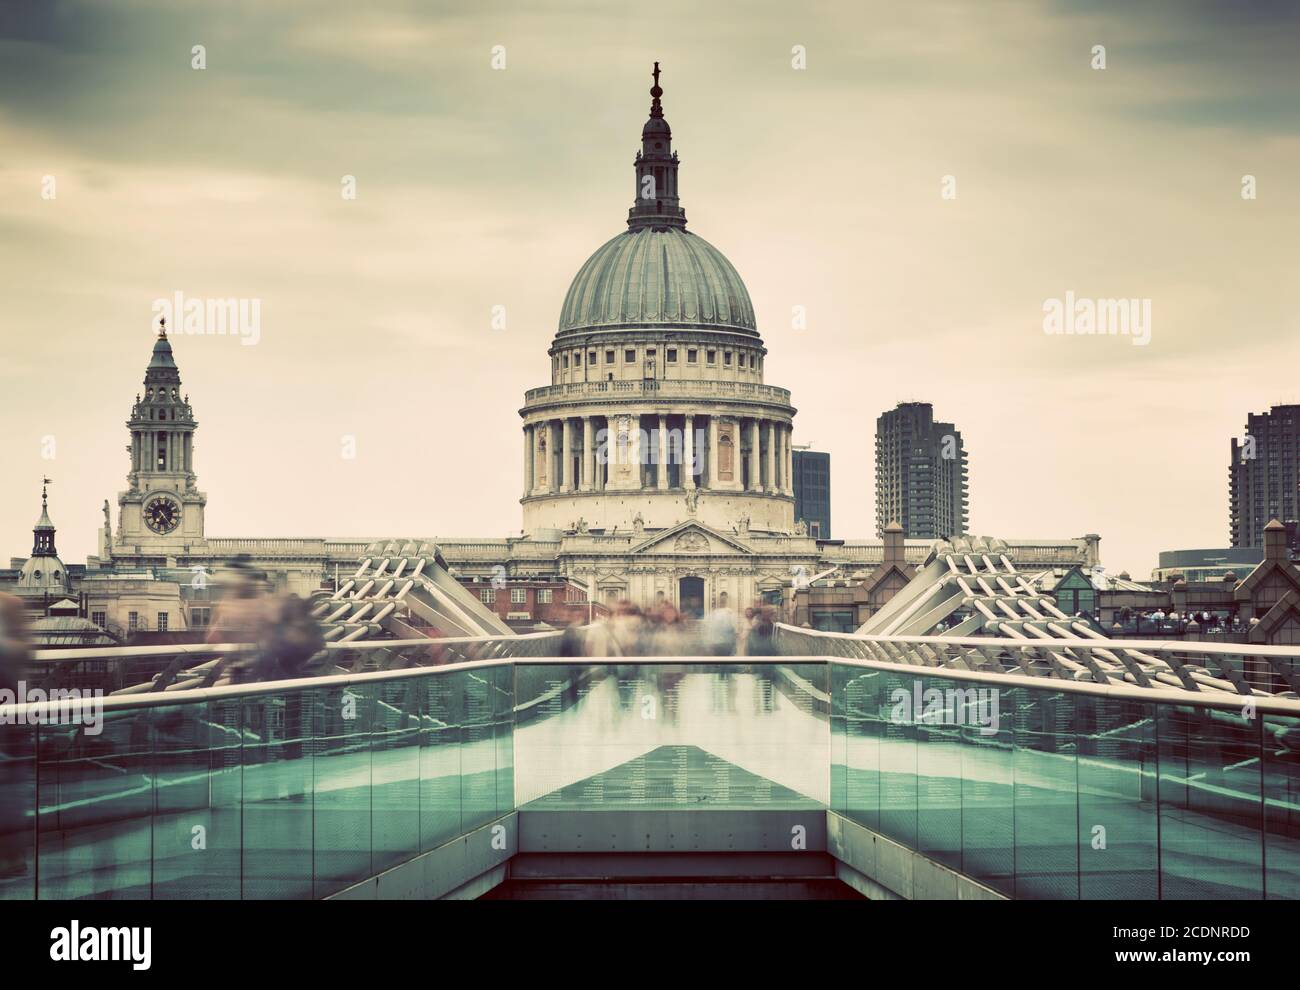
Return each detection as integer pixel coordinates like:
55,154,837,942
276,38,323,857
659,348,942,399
203,560,325,684
558,600,782,658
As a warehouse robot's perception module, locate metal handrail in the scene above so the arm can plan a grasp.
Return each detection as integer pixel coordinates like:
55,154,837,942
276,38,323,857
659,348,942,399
7,648,1300,720
773,623,1300,660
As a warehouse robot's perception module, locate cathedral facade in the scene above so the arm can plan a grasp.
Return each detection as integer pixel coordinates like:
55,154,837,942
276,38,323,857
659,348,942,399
6,67,1096,636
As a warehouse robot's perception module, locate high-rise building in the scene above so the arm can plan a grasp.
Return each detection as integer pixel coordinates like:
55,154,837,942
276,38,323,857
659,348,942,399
1230,404,1300,553
875,402,968,539
791,449,830,539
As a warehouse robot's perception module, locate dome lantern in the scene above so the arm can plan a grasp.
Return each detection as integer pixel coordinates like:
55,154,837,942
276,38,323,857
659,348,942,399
628,62,686,232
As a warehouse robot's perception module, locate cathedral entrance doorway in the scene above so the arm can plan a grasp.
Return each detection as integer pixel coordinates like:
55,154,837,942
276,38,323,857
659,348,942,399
678,575,704,618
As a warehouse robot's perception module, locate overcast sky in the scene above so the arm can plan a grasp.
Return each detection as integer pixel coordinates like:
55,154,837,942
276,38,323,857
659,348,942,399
2,0,1297,576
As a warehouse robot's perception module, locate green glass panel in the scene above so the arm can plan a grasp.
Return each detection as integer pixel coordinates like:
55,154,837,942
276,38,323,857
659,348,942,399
1264,713,1300,900
1158,704,1263,899
152,701,242,899
0,720,36,900
492,665,515,817
960,686,1014,895
1013,690,1079,899
371,680,421,873
420,674,462,851
461,669,498,830
1075,696,1158,899
242,689,314,899
828,664,848,814
38,708,153,899
878,670,918,848
311,685,371,898
842,668,881,831
914,677,964,871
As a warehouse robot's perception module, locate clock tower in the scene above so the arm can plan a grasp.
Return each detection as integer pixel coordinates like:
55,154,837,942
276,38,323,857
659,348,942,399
114,321,207,560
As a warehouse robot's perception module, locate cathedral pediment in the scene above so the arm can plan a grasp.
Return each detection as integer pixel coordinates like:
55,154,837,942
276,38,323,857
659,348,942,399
630,521,753,556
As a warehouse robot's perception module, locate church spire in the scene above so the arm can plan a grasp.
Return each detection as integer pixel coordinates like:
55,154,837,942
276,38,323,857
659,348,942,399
33,477,56,557
628,61,686,231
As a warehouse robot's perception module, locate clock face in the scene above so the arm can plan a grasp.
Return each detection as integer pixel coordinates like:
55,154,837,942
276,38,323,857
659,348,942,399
144,496,181,534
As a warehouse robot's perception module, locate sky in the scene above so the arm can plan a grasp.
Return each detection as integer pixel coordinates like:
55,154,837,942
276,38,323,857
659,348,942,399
1,0,1297,576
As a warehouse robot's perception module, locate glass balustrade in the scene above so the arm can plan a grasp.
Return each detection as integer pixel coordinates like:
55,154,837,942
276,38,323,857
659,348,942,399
0,657,1296,900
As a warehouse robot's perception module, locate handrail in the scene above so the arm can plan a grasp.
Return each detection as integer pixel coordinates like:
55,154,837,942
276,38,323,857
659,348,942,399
774,622,1300,660
31,630,561,663
9,649,1300,721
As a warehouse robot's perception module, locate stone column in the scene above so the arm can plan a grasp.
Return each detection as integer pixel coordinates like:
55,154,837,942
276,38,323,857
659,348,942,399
784,423,794,495
683,415,695,490
581,417,594,492
595,416,605,491
561,418,574,492
766,420,776,494
748,419,761,491
184,432,192,473
657,414,668,490
773,424,782,494
707,416,719,488
522,425,533,497
549,420,561,492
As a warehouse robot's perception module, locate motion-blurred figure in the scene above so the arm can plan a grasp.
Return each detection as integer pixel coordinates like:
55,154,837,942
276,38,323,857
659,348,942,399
745,603,779,656
0,592,33,881
208,561,323,683
206,559,269,648
255,594,325,681
701,608,738,657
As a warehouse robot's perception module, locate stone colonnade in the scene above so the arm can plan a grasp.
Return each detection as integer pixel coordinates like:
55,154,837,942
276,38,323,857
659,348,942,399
522,413,793,497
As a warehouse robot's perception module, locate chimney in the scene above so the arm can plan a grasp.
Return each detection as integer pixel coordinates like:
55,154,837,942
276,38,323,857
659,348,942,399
1082,533,1101,568
883,521,904,566
1264,518,1286,561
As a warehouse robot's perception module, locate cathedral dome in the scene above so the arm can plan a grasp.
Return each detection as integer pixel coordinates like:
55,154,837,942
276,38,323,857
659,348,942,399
556,226,757,337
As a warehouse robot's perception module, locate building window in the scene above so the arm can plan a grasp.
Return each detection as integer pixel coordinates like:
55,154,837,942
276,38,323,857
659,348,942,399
562,354,569,369
91,610,107,629
479,588,495,604
128,611,140,632
157,612,169,632
589,351,596,364
190,607,211,628
510,588,527,604
667,348,677,362
605,350,614,363
625,348,636,362
706,349,716,364
537,589,553,604
724,351,732,365
687,349,697,363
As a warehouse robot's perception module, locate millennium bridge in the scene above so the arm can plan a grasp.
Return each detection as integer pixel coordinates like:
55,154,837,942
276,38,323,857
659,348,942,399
3,540,1298,900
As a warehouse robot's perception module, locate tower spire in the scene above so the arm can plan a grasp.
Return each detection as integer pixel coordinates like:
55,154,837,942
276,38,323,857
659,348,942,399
33,477,56,557
650,61,663,118
628,61,686,231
